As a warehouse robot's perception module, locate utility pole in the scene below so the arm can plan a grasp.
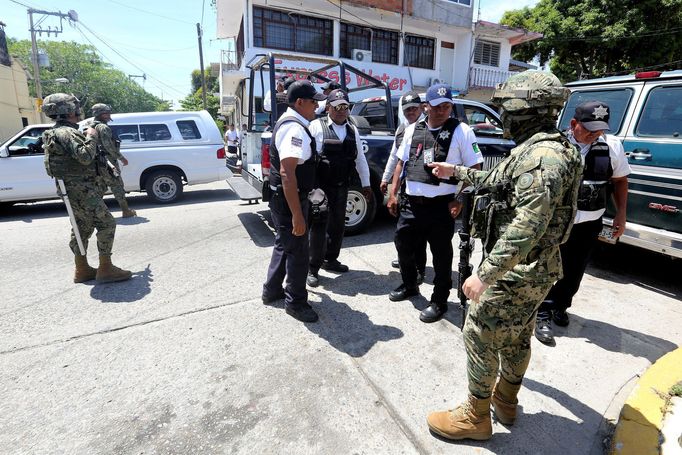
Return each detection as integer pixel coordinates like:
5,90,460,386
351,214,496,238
196,22,208,110
27,8,78,119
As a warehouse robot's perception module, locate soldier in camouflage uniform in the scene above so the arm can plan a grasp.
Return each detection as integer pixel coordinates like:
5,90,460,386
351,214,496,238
41,93,132,284
90,103,137,217
425,71,583,441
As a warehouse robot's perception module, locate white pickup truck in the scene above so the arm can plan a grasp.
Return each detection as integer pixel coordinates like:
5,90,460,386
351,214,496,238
0,111,231,208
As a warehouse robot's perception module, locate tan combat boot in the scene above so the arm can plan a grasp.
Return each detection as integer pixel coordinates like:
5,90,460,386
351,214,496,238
96,255,132,283
121,204,137,218
427,395,492,441
492,378,522,425
74,255,97,283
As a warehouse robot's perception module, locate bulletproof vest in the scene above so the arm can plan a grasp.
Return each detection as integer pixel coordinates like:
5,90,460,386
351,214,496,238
275,92,288,122
42,123,96,179
92,120,121,152
394,123,407,150
405,117,459,185
577,140,612,211
316,119,358,187
269,116,317,194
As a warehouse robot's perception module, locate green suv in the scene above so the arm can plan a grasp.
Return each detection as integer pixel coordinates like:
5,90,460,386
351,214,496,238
559,70,682,258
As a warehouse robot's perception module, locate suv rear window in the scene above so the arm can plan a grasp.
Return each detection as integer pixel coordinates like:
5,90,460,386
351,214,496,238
559,89,633,134
140,124,172,141
635,86,682,137
177,120,202,139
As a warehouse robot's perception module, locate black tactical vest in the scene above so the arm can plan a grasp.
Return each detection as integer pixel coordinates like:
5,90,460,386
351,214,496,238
269,116,317,194
317,119,358,187
394,123,407,150
405,117,459,185
577,140,613,211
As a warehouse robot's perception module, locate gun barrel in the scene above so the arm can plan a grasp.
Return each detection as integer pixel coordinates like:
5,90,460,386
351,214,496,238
57,179,86,256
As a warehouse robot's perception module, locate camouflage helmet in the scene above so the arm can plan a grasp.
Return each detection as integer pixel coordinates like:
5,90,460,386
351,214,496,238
491,71,569,113
42,93,81,119
91,103,112,118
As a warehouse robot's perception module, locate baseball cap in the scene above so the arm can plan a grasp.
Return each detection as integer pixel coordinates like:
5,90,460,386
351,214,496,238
327,89,350,107
321,81,342,91
574,101,610,131
287,80,326,104
425,83,454,106
401,91,422,110
283,77,297,91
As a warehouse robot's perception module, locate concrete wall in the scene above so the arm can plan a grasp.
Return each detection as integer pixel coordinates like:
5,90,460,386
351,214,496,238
0,59,40,142
412,0,473,28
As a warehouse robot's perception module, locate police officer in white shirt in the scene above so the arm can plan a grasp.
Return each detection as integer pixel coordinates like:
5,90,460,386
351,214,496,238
224,124,239,154
306,89,372,287
535,101,631,344
262,80,326,323
387,83,483,323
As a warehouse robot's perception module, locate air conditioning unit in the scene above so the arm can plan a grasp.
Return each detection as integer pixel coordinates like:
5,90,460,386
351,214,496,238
429,77,444,86
353,49,372,62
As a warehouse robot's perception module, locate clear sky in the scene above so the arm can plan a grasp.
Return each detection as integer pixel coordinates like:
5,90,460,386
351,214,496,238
2,0,539,107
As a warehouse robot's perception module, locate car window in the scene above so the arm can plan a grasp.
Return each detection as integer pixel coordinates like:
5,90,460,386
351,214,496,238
559,89,633,134
111,125,140,142
7,128,48,156
177,120,202,140
351,100,395,130
463,106,503,137
635,86,682,138
140,124,172,141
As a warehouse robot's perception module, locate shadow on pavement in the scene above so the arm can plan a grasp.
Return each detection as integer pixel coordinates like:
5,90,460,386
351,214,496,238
322,269,403,297
236,211,274,248
116,216,150,226
306,293,404,358
89,264,153,303
0,188,237,223
553,313,678,363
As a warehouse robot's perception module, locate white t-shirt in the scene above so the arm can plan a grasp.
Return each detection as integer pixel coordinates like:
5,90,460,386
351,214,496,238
571,133,632,224
274,108,313,164
308,116,371,188
225,130,239,146
397,119,483,197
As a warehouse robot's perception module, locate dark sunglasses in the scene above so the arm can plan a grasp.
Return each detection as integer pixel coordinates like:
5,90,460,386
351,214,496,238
332,104,349,111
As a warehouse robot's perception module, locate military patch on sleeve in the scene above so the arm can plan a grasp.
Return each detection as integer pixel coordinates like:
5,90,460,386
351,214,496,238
472,142,481,154
517,172,534,190
291,137,303,148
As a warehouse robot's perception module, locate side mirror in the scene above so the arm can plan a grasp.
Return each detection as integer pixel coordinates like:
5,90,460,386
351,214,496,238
0,146,8,158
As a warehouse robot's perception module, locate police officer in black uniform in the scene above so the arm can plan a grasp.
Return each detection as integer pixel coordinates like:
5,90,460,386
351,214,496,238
306,89,371,286
535,101,631,343
262,80,326,323
387,84,483,323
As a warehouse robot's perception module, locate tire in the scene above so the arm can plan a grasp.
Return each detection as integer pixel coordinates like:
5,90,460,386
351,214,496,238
145,170,183,204
344,186,376,236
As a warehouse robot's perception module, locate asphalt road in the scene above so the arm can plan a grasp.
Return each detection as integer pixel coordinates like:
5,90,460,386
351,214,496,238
1,181,680,454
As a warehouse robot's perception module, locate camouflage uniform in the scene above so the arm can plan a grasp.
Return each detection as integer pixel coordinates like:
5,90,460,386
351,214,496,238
427,71,583,441
43,120,116,256
452,131,582,396
92,119,129,208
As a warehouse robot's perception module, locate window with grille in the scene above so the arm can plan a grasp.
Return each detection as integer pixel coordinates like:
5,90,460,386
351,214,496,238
340,23,399,65
403,35,435,69
474,39,501,67
253,7,333,56
443,0,471,5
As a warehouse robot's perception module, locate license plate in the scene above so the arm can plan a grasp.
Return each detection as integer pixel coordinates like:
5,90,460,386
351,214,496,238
598,226,617,244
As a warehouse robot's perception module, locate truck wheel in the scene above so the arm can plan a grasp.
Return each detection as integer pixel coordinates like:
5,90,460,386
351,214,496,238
345,186,376,236
145,170,183,203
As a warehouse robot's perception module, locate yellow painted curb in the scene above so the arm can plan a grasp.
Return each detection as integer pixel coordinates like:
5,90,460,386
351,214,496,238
611,348,682,455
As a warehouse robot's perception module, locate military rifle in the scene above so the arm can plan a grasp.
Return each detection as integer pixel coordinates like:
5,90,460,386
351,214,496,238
456,187,475,329
56,179,86,256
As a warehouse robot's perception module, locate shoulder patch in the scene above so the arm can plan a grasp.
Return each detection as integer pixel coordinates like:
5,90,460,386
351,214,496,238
517,172,534,190
291,136,303,148
472,142,481,154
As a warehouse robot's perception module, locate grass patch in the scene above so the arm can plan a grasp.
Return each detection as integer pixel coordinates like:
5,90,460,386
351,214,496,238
670,381,682,398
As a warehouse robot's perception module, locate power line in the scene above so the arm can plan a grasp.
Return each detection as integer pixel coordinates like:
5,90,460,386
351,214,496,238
540,26,682,43
106,0,194,25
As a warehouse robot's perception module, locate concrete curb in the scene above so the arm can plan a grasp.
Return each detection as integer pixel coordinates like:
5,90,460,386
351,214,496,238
611,348,682,454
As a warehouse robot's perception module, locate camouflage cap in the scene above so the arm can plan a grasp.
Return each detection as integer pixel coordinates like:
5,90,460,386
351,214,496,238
491,71,569,113
91,103,112,117
42,93,81,118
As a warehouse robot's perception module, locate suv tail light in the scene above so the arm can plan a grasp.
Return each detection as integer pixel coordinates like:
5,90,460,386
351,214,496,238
261,143,271,177
216,147,226,159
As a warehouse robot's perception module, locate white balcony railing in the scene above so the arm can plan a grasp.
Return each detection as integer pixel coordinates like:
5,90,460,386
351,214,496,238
221,48,240,72
469,67,518,89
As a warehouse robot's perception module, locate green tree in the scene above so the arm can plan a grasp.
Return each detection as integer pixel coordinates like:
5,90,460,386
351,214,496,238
7,38,169,113
501,0,682,82
179,69,223,130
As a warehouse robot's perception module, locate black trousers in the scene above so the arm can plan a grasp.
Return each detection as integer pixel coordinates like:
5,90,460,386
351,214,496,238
309,185,347,271
263,192,310,307
539,217,603,314
395,195,455,303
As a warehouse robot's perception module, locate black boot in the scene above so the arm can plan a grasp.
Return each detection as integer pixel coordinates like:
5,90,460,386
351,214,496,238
306,270,320,287
419,302,448,323
552,309,570,327
534,310,555,345
389,283,419,301
391,259,400,269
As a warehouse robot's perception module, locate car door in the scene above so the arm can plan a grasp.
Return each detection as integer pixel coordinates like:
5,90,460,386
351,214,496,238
621,81,682,233
0,126,54,202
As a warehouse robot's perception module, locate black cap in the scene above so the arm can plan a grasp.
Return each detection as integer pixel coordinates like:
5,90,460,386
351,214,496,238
283,77,297,91
287,80,326,104
401,91,422,110
321,81,342,91
327,89,350,106
574,101,610,131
